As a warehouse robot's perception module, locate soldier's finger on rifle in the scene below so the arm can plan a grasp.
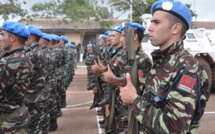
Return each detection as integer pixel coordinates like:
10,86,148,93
90,61,98,73
105,104,111,117
119,73,138,104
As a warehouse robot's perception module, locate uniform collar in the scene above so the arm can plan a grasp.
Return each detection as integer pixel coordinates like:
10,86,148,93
30,42,39,49
151,40,184,61
42,45,47,49
2,47,24,57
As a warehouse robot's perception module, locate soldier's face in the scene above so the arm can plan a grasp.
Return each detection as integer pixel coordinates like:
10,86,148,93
148,11,172,49
87,47,92,52
106,35,111,46
98,38,104,46
0,30,13,50
120,30,126,47
59,40,64,46
110,31,121,47
25,35,33,47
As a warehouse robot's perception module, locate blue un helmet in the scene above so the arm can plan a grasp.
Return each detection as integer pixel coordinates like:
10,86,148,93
151,0,192,29
3,21,29,38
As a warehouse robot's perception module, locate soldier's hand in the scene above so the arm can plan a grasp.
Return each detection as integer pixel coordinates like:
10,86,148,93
105,104,111,117
120,73,138,104
102,64,115,83
91,60,99,73
92,87,97,94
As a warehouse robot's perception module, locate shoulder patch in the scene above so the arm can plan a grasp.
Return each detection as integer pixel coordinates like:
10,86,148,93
178,74,196,93
113,60,119,66
138,70,143,79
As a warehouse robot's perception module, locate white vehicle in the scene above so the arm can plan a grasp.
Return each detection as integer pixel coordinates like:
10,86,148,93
141,14,214,92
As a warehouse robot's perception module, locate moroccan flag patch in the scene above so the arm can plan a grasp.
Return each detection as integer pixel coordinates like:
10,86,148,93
113,60,119,66
178,74,196,93
138,71,143,79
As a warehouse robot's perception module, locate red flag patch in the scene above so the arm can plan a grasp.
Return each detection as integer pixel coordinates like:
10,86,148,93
113,60,119,66
178,74,196,93
138,71,143,79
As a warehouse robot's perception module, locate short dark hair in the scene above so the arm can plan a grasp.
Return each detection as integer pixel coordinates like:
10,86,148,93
165,13,188,38
134,29,144,43
8,32,27,45
31,34,41,42
51,40,57,44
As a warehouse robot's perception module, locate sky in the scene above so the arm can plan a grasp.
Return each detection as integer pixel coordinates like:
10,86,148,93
0,0,215,25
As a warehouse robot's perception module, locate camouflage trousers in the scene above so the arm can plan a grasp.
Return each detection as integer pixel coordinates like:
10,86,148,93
0,105,29,134
26,102,48,134
0,128,28,134
49,87,58,127
115,92,128,133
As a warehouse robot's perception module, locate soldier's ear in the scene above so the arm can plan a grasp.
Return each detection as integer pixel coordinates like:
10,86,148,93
171,23,182,35
133,33,138,41
10,34,16,42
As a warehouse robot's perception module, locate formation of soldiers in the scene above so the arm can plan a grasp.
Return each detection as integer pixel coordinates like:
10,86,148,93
85,22,152,133
0,0,211,134
0,21,77,133
85,0,210,134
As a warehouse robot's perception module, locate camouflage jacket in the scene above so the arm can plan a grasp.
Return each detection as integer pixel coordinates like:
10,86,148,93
67,47,74,64
111,46,124,77
49,46,58,86
0,47,32,132
42,46,53,81
54,45,66,70
136,47,152,94
25,43,47,102
132,40,209,133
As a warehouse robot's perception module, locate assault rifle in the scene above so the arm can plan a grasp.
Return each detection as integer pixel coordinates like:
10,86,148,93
89,43,103,109
124,24,139,134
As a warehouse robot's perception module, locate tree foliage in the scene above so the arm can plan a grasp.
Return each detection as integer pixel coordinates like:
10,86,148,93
108,0,197,23
0,0,27,20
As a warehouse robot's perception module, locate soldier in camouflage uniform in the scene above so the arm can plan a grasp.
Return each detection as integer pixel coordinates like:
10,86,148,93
39,33,54,133
47,34,60,131
91,25,124,133
85,43,95,90
65,43,75,85
102,22,152,133
120,1,210,133
25,26,47,134
58,35,68,108
0,21,32,134
53,35,66,117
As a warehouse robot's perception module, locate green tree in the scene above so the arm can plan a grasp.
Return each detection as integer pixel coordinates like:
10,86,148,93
27,0,115,51
108,0,197,23
0,0,27,20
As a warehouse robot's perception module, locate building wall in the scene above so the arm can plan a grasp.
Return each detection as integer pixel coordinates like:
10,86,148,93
65,33,81,45
64,32,101,46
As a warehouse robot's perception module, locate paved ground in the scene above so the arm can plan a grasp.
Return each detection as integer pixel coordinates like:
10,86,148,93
49,64,215,134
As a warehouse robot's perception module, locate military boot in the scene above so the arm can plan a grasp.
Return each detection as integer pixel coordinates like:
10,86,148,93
49,120,58,132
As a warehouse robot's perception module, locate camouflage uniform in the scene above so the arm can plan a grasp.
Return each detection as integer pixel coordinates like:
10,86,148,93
0,48,32,133
132,40,209,133
48,46,59,130
85,51,95,89
60,46,68,108
54,45,66,115
112,47,152,132
25,43,47,134
105,46,124,133
66,46,75,85
41,45,53,133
